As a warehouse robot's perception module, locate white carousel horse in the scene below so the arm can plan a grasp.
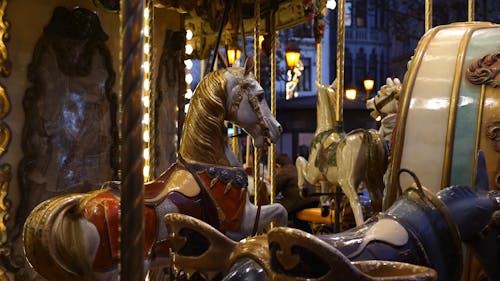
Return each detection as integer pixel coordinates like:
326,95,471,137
296,79,400,227
23,59,288,281
366,77,401,143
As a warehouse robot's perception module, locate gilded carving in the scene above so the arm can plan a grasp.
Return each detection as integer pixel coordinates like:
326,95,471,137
0,0,10,77
0,1,10,280
486,117,500,153
466,52,500,88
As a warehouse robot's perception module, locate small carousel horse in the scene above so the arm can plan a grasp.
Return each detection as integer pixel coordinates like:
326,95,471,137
366,77,401,143
23,60,288,281
296,79,400,227
164,152,499,281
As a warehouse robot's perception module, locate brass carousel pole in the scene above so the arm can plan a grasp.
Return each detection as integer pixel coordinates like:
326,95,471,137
334,0,345,234
468,0,474,22
253,0,261,205
425,0,432,32
269,4,278,206
119,0,145,279
335,0,345,129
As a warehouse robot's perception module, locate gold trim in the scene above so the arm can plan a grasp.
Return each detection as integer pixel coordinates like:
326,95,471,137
441,29,473,187
472,84,486,188
384,26,440,210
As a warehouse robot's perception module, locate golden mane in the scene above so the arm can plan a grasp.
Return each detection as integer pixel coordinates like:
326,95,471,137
179,69,232,165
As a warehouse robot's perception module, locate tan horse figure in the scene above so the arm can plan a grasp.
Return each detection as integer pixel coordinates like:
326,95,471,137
296,79,399,227
23,60,288,281
366,77,401,142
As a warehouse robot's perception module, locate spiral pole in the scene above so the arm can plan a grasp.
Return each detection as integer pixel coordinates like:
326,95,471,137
119,0,145,280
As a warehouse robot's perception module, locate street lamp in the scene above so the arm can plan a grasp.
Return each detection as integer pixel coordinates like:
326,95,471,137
226,40,241,66
363,78,375,100
285,47,301,69
345,88,357,101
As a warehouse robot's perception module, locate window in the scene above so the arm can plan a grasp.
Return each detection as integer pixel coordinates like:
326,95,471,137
345,1,352,26
356,0,366,27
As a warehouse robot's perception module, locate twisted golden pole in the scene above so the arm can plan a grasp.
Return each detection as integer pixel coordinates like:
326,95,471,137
119,0,145,279
253,0,261,205
425,0,432,32
269,7,277,206
335,0,345,126
468,0,475,22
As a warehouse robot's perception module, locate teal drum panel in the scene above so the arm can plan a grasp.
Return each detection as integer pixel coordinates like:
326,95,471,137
450,27,500,186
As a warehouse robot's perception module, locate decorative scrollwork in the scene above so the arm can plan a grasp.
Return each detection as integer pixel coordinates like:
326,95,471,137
466,52,500,88
486,117,500,153
0,0,10,77
0,1,10,280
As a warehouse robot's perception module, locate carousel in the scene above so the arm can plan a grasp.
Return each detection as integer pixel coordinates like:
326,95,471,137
0,0,496,280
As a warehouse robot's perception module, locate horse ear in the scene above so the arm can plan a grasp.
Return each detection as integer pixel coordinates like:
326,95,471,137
386,77,394,87
244,56,254,75
474,150,490,191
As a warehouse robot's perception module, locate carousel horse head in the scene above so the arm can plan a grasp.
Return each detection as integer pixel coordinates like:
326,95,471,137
23,60,288,281
180,57,281,165
366,77,401,120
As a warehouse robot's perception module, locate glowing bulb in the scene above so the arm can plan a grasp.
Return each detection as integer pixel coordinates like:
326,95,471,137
375,115,382,122
143,148,150,160
142,113,150,124
327,0,336,10
143,7,150,19
185,44,193,55
184,103,190,113
185,73,193,84
143,130,150,142
143,165,150,178
144,43,150,54
186,29,193,40
185,88,193,99
143,79,150,91
142,95,150,107
143,61,150,72
184,59,193,69
143,25,150,37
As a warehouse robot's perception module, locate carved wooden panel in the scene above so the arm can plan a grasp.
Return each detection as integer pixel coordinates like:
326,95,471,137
15,5,118,247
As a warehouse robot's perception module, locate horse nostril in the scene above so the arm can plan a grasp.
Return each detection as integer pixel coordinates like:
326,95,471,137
278,125,283,134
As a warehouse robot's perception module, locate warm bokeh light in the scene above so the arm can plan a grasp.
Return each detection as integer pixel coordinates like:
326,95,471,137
285,50,300,69
363,79,375,91
345,88,357,100
227,48,241,66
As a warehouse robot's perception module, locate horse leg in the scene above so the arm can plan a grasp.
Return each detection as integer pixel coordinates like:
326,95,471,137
225,195,287,241
319,181,331,217
295,156,308,197
337,136,365,226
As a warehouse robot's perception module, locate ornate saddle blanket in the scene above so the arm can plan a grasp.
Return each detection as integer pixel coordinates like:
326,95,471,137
185,161,248,233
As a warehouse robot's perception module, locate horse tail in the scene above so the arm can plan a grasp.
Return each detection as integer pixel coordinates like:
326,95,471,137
364,129,388,213
23,194,96,281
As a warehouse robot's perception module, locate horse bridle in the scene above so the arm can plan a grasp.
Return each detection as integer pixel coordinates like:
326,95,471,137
229,77,271,140
373,87,398,116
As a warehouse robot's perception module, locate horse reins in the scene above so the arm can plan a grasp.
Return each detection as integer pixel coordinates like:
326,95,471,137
374,88,398,116
229,78,271,141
